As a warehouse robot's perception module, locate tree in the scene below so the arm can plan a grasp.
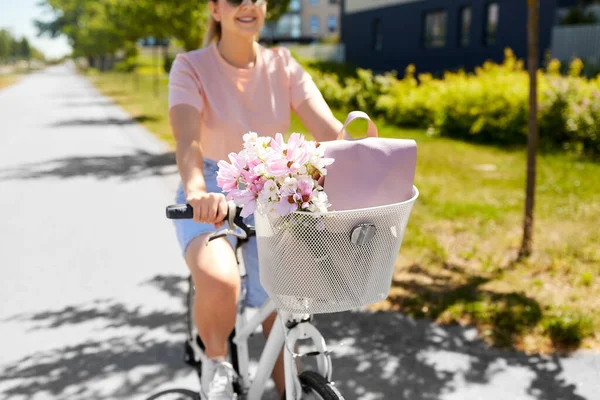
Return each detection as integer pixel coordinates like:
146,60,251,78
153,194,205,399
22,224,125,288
0,29,12,62
267,0,292,22
519,0,540,259
20,38,31,60
10,36,20,59
19,37,32,69
122,0,210,52
36,0,131,63
35,0,292,67
31,47,46,62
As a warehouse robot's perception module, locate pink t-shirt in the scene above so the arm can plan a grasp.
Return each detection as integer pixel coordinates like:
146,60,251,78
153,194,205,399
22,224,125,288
168,42,322,163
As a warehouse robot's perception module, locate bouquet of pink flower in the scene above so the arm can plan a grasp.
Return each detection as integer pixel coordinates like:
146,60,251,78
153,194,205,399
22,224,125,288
216,132,335,218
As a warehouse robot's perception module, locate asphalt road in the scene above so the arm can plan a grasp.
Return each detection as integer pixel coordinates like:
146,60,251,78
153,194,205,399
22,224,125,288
0,65,598,400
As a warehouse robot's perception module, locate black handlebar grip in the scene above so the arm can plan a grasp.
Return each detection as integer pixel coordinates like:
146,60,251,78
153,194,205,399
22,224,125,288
164,203,254,237
166,204,194,219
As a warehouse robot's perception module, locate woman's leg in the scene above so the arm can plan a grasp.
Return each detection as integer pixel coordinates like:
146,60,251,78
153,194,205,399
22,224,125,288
186,233,285,398
185,234,240,359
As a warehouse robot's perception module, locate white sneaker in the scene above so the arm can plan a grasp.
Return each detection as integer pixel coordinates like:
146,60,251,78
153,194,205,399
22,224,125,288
200,358,237,400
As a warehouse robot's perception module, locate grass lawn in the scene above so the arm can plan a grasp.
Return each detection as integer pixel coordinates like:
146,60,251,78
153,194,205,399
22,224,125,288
87,71,600,353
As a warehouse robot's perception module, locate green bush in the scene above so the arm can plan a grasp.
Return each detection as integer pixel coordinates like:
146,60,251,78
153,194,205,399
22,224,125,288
539,62,600,154
542,311,594,347
312,70,347,109
318,34,340,45
113,57,138,73
163,53,175,74
114,46,140,73
433,55,530,145
305,48,600,156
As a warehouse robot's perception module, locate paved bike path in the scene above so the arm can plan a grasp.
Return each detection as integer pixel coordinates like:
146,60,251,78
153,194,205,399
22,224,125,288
0,65,598,400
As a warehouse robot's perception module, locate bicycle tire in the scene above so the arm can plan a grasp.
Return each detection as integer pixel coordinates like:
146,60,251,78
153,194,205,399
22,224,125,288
186,276,195,342
146,388,200,400
299,371,345,400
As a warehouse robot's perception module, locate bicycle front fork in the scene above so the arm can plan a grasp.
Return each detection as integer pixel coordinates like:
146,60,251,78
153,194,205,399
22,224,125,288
282,314,333,399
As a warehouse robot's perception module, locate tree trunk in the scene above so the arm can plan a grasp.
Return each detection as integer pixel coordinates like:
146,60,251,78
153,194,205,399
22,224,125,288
519,0,540,259
162,43,169,74
153,44,159,97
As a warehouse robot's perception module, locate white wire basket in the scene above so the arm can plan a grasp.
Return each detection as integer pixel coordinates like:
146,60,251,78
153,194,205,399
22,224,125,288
254,186,419,314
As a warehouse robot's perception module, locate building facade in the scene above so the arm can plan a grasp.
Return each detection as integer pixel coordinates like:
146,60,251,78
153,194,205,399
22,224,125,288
301,0,342,39
261,0,341,42
341,0,570,75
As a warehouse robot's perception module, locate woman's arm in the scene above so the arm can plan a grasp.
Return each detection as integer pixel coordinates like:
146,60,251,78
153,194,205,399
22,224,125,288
295,95,346,142
170,104,206,197
169,104,227,226
281,47,347,142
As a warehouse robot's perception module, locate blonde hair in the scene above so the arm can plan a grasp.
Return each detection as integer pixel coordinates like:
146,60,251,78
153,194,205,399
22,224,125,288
203,3,222,47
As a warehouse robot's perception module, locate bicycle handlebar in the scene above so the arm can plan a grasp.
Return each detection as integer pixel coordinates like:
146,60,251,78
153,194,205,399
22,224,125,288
165,201,255,243
165,204,195,219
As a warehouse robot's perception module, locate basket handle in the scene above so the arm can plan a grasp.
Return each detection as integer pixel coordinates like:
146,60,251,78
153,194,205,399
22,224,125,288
337,111,379,140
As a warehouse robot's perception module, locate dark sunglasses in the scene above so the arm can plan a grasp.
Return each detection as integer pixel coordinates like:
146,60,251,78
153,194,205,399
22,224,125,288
226,0,266,6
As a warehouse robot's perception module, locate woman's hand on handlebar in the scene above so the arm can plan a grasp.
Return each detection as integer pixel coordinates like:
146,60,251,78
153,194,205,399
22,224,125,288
186,191,229,228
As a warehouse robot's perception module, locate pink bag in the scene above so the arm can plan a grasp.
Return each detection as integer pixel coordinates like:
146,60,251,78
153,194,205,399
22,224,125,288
320,111,417,211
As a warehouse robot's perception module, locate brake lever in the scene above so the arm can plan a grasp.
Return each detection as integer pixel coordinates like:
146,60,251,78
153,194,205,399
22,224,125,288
204,227,249,246
203,202,253,246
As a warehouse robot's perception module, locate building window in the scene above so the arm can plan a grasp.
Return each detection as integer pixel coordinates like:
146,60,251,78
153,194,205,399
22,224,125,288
372,18,383,51
328,16,337,32
310,0,318,6
289,0,301,12
459,6,472,47
291,15,302,38
329,0,339,4
274,15,290,37
485,2,499,45
311,16,320,33
424,10,447,48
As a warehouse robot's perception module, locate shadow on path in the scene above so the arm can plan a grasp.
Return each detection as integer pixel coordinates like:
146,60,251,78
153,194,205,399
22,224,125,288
49,115,158,128
0,274,587,400
387,263,544,349
1,275,191,400
0,151,177,181
62,100,116,108
313,311,585,400
52,88,128,100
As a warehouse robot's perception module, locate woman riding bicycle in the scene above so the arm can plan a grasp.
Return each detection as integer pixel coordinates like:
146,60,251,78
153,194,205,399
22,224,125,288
168,0,343,398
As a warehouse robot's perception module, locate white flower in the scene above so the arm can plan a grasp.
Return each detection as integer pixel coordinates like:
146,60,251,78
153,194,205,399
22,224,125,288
280,176,298,196
243,132,259,149
258,179,279,204
308,191,330,213
304,141,334,176
297,164,308,175
252,162,267,177
256,136,273,160
243,132,272,161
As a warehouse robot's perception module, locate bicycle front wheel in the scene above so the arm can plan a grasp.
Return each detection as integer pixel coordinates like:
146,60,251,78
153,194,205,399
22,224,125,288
146,388,199,400
300,371,345,400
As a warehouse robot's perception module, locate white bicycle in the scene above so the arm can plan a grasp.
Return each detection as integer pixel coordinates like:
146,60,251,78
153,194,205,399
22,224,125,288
162,187,418,400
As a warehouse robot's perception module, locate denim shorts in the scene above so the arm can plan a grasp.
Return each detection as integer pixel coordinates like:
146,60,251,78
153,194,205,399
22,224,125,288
174,158,269,308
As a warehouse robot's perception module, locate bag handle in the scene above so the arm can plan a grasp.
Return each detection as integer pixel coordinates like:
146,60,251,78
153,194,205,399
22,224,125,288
337,111,379,140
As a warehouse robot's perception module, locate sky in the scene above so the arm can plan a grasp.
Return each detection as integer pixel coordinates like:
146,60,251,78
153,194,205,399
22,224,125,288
0,0,71,59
